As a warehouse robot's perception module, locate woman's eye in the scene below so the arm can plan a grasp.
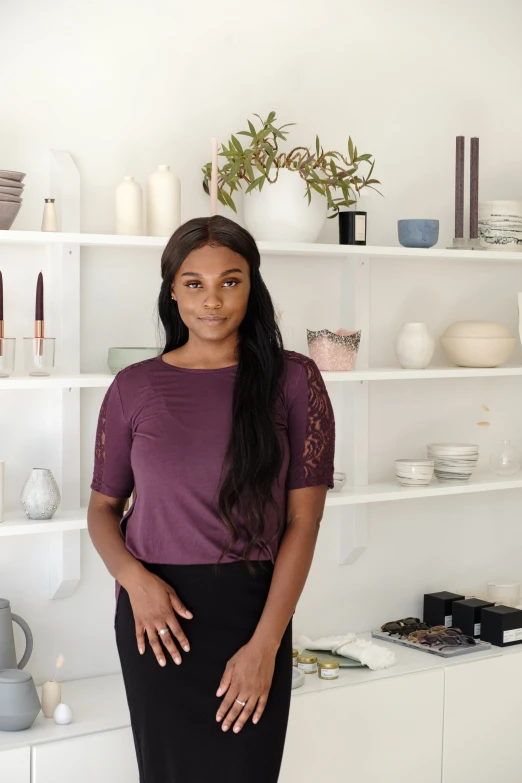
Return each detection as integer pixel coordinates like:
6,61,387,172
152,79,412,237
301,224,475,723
223,280,238,287
186,281,201,289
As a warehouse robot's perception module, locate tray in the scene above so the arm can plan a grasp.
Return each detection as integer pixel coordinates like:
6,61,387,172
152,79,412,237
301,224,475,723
372,631,491,658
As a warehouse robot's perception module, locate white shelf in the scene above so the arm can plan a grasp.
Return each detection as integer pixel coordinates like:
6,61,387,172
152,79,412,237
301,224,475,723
326,472,522,506
0,510,88,537
2,231,522,261
0,374,113,390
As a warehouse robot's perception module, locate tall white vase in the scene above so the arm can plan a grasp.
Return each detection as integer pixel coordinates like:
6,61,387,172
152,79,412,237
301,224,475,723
395,323,435,369
20,468,61,520
147,165,181,237
243,168,327,242
116,177,143,235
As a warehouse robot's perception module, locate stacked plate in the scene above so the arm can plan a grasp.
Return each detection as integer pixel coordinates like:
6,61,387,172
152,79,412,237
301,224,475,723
0,169,25,229
427,443,479,483
395,459,434,487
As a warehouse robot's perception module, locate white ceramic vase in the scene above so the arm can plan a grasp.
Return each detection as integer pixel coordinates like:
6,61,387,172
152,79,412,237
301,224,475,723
243,168,327,242
147,165,181,237
20,468,61,520
42,680,61,718
41,199,58,232
395,323,435,369
116,177,143,235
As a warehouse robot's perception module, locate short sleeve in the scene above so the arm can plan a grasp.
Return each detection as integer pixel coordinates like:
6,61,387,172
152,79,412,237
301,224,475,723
286,359,335,490
90,377,134,498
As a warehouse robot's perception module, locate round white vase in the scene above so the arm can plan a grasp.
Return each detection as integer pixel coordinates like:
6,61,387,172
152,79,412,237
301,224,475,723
20,468,61,520
147,165,181,237
116,177,143,235
395,323,435,369
243,168,327,242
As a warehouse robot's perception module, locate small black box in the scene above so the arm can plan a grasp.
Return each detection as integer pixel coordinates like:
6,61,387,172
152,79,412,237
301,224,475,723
480,605,522,647
423,591,465,628
452,598,494,638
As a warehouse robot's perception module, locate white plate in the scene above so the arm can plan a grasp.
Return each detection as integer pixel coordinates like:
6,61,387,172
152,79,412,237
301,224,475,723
292,667,305,689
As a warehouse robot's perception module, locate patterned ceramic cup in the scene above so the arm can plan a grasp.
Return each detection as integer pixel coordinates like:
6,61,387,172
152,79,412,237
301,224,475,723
307,329,361,371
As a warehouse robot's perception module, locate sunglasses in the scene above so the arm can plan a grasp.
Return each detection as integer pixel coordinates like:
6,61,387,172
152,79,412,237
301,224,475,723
381,618,429,636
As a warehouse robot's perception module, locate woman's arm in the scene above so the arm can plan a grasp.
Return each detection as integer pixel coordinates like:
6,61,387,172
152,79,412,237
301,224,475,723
215,485,326,732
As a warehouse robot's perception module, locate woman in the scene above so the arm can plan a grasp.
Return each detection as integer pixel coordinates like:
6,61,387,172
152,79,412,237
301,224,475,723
88,215,335,782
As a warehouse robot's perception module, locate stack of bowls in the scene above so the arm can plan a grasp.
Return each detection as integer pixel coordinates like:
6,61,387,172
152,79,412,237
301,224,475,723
0,170,25,229
395,459,434,487
427,443,479,483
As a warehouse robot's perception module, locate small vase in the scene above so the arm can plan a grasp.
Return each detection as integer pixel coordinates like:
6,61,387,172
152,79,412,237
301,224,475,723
116,177,143,235
20,468,61,520
395,323,435,369
147,165,181,237
307,328,361,371
42,680,61,718
41,199,58,232
489,440,521,476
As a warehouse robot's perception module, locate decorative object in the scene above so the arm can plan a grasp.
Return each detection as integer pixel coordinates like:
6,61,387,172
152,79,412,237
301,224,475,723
292,648,298,667
107,346,161,375
489,440,521,476
317,659,340,680
448,137,484,250
41,198,58,232
202,111,379,240
395,322,435,369
0,170,25,182
298,633,396,671
23,337,55,376
397,220,439,249
424,591,465,628
394,459,434,487
147,165,181,237
42,653,64,718
487,582,520,606
480,605,522,647
455,135,465,239
0,460,3,522
479,201,522,250
427,443,479,483
0,598,33,670
328,471,347,493
470,137,479,239
441,320,515,368
0,200,22,230
0,171,25,230
307,328,361,371
452,598,494,639
0,338,15,377
20,468,61,520
115,177,143,235
0,669,41,731
291,667,305,690
339,211,367,245
210,138,218,217
296,652,318,674
53,702,74,725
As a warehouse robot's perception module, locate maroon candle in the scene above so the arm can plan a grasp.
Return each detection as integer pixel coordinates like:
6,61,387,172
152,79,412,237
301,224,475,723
470,137,479,239
0,270,3,322
35,272,44,322
455,136,465,239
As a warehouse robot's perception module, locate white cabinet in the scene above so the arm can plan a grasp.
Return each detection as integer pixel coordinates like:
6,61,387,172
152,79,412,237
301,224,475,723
0,746,30,783
443,654,522,783
32,728,138,783
281,669,444,783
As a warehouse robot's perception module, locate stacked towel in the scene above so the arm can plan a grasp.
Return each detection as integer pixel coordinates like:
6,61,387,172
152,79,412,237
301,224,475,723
298,634,396,671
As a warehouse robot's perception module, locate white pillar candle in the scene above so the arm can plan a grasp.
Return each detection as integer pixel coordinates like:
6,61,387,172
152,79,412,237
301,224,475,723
0,460,4,522
42,680,62,718
210,138,218,216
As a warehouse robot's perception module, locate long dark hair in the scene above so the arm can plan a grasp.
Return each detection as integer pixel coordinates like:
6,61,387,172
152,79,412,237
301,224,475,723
158,216,286,560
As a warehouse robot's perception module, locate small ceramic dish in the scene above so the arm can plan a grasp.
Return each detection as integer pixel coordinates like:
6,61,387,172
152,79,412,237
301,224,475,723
291,667,305,689
0,170,26,182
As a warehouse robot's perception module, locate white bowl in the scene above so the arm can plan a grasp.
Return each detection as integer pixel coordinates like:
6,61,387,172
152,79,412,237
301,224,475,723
427,443,479,454
328,471,347,493
395,459,434,486
441,321,515,368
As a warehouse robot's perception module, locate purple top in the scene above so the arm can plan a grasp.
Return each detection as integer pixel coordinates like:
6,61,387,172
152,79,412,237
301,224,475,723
91,351,335,566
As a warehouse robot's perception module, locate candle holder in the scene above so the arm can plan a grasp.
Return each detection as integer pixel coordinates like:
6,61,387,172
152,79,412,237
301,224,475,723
0,338,16,378
23,337,55,376
447,237,486,251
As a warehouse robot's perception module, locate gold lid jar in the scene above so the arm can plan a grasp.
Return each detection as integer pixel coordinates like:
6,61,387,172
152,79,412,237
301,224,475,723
296,653,318,673
292,648,299,666
318,658,340,680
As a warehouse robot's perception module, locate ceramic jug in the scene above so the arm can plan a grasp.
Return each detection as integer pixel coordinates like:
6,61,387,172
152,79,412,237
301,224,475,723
0,598,33,670
0,669,41,731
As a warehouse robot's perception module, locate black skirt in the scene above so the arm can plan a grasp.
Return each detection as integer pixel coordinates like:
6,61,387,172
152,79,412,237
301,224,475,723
115,561,292,783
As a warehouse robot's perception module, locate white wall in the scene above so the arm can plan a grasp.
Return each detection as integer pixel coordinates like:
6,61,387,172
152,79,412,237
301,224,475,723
2,0,522,683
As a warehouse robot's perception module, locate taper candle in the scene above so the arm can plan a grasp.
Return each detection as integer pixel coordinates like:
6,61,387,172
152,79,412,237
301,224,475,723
35,271,44,335
455,136,465,239
470,137,479,239
210,138,218,216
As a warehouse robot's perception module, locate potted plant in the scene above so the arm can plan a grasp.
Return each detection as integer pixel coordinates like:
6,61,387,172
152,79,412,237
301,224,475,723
202,111,380,242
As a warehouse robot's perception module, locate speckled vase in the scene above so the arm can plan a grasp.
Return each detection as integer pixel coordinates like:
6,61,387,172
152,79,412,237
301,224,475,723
20,468,61,520
307,328,361,371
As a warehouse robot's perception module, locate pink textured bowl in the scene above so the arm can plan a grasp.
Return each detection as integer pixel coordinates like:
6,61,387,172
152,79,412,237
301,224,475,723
307,329,361,371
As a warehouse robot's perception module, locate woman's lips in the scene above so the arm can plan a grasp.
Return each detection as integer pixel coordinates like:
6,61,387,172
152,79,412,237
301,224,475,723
200,316,226,324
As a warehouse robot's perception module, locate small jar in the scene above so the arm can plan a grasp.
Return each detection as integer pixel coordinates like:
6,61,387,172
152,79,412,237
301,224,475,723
318,659,340,680
296,653,318,674
292,648,298,667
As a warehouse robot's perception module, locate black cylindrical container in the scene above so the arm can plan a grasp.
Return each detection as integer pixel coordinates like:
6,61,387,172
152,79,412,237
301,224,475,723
339,211,367,245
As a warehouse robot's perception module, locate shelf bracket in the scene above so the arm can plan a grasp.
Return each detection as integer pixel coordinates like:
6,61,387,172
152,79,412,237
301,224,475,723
339,507,368,564
49,529,81,599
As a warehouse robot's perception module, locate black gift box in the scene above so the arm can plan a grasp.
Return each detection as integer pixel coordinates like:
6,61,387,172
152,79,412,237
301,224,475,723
480,605,522,647
423,591,465,628
452,598,494,638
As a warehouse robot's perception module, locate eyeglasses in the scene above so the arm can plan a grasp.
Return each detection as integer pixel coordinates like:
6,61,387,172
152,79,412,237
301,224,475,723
381,618,430,636
408,627,476,651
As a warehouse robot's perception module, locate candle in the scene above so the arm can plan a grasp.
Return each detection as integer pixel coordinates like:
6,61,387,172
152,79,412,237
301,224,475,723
455,136,465,239
470,137,479,239
210,137,218,216
35,271,44,327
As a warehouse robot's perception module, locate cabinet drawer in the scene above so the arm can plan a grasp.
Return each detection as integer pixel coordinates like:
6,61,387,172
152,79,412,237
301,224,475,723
0,747,30,783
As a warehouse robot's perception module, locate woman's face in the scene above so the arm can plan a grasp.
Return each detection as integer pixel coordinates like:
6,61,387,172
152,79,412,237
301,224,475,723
171,244,251,342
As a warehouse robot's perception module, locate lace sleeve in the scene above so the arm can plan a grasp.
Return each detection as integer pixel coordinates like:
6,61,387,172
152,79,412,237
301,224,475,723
286,353,335,490
91,379,134,498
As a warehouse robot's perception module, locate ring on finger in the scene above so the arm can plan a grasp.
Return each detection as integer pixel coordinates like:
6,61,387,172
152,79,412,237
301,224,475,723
235,698,246,707
158,628,170,637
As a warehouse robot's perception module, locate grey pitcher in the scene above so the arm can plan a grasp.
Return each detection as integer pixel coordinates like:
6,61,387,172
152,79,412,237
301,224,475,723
0,598,33,670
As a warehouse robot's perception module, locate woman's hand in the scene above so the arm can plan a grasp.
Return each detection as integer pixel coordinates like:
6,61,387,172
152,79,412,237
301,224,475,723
215,640,277,733
122,563,193,667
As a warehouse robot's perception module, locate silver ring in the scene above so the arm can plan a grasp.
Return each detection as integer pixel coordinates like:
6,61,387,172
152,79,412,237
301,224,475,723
158,628,169,636
235,698,246,707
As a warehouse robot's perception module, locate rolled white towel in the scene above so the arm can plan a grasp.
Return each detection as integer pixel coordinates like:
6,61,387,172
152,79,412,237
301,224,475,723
298,633,396,671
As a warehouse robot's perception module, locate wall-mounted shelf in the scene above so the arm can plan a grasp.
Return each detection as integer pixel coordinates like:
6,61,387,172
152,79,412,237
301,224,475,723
0,510,87,536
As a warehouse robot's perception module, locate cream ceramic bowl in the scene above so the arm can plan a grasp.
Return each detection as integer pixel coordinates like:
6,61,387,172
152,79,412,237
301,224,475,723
441,321,515,368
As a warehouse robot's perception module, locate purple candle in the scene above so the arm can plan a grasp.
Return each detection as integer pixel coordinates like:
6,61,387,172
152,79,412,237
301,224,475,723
470,137,479,239
455,136,465,239
35,272,44,322
0,270,3,322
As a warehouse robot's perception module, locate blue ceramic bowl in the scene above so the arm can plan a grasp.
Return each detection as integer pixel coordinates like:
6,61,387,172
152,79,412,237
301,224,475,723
398,219,439,248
